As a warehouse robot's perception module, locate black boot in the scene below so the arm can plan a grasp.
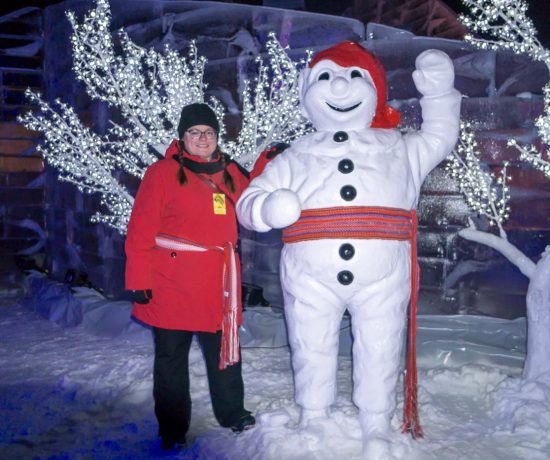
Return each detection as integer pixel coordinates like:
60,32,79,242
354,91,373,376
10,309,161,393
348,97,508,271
161,436,187,451
230,412,256,433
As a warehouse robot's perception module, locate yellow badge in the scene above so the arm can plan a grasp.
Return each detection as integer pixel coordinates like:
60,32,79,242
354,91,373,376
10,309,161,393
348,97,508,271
213,193,226,215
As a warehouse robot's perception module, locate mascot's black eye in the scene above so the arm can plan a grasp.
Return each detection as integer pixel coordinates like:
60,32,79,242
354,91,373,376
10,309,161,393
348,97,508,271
318,72,330,81
351,70,362,78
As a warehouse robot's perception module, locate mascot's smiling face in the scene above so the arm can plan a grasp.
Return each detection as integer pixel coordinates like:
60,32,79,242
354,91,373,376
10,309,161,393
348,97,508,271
300,59,377,132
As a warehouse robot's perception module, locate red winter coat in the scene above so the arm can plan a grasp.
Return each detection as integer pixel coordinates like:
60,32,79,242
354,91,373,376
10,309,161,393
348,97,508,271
125,140,250,332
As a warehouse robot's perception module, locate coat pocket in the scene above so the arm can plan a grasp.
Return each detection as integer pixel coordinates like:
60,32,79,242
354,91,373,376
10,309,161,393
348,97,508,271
151,246,225,314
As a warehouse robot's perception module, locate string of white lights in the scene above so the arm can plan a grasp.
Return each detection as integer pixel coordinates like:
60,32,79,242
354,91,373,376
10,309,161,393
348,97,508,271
224,32,313,169
446,122,511,237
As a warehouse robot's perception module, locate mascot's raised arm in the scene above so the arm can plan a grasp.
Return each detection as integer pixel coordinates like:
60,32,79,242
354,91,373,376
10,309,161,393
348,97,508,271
237,41,461,458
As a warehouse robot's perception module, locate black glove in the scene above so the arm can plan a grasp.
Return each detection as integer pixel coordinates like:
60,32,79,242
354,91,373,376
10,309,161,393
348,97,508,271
129,289,153,304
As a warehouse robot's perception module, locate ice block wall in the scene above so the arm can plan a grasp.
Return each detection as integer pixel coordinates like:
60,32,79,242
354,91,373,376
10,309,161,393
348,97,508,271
0,8,45,274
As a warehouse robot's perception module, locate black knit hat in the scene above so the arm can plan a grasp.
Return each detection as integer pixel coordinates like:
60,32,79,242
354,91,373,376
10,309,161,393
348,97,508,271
177,103,220,139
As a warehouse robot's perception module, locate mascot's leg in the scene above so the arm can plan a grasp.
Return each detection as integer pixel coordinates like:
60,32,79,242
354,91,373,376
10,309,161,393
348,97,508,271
348,269,409,459
282,283,344,427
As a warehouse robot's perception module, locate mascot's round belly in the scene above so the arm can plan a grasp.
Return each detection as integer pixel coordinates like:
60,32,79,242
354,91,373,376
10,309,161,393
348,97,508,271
281,239,411,299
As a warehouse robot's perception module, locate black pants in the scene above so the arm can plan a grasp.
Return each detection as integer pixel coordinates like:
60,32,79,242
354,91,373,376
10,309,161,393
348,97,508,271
152,327,247,442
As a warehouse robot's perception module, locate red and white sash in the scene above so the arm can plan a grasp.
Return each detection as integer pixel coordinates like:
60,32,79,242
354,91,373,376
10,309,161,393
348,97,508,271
155,233,240,370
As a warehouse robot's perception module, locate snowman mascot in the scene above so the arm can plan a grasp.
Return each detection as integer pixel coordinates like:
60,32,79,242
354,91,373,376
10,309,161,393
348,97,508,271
237,41,461,457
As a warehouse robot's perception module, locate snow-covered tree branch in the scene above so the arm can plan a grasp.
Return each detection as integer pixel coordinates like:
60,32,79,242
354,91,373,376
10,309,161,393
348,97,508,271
459,218,535,278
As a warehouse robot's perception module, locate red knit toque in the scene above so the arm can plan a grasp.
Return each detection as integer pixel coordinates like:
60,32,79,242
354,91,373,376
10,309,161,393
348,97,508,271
309,42,400,129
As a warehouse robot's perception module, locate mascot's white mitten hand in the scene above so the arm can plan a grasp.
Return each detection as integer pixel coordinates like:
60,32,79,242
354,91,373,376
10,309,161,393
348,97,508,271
261,189,301,229
412,49,455,98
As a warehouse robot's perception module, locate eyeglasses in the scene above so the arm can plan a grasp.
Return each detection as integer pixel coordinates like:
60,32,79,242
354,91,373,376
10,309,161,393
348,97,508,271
186,129,217,140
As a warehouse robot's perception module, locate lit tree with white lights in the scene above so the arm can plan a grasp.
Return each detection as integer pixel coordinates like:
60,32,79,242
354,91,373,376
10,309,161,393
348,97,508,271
19,0,311,233
224,32,312,169
451,0,550,382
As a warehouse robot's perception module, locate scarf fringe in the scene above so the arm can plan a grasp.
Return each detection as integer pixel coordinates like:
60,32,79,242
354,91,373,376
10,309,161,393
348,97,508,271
401,212,423,439
219,242,240,370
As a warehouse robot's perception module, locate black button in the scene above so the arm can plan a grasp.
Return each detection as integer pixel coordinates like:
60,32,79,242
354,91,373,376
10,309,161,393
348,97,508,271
333,131,349,142
171,252,177,258
340,185,357,201
339,243,355,260
337,270,354,285
338,159,354,174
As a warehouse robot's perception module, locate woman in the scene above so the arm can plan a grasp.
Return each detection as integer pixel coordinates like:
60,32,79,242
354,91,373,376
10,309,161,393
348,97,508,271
125,103,255,451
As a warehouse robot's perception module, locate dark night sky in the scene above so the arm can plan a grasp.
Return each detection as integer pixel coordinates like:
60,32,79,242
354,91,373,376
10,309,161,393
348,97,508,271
1,0,549,45
0,0,59,16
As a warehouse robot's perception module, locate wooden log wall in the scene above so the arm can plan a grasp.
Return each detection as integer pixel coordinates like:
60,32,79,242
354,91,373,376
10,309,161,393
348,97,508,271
0,8,45,268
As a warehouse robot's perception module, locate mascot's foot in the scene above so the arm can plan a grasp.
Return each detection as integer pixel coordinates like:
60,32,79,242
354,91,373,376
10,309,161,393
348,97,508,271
359,411,392,460
299,408,329,427
363,437,391,460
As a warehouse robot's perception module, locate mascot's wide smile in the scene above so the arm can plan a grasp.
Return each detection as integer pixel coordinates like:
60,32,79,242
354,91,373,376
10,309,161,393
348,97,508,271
326,101,362,112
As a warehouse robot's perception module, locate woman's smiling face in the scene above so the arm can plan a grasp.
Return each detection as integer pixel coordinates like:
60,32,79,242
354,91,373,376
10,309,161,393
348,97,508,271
182,124,218,160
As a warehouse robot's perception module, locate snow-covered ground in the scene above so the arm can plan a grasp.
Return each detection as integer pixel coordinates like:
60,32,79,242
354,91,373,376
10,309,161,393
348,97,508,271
1,278,550,460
